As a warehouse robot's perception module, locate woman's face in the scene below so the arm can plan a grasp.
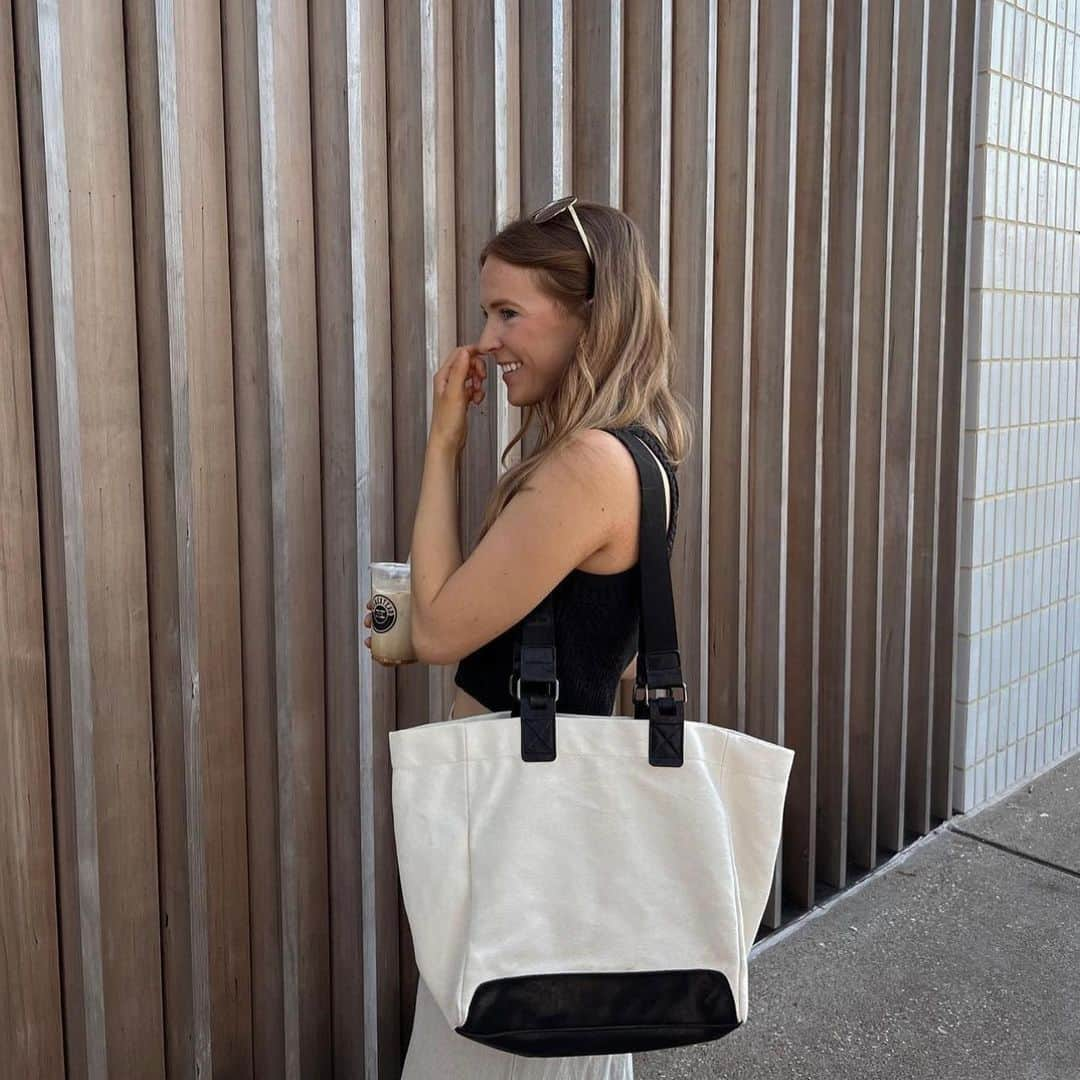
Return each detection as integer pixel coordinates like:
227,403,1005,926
476,255,587,404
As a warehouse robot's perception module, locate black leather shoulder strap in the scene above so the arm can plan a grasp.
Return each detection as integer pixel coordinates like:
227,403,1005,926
510,427,687,766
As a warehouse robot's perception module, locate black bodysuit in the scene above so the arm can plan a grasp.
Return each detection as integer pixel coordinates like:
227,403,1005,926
453,422,680,716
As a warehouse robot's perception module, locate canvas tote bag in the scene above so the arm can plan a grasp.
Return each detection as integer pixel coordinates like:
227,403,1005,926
389,428,795,1058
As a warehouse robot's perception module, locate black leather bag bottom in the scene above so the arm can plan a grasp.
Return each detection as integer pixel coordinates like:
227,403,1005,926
455,968,740,1057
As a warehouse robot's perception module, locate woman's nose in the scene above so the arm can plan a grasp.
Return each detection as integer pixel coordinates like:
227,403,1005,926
476,321,501,354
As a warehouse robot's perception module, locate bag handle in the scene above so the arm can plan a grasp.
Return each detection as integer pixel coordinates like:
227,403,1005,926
510,427,687,767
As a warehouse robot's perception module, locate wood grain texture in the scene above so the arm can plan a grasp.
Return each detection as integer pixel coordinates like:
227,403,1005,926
384,0,428,1052
256,1,329,1072
878,0,927,853
552,0,572,196
666,0,713,746
310,0,400,1074
0,4,64,1074
747,0,797,930
0,0,983,1069
455,0,499,631
708,0,754,740
126,0,253,1073
905,0,954,839
220,2,285,1071
346,5,401,1072
494,0,522,473
18,1,168,1074
60,0,167,1068
622,0,665,289
572,0,618,202
420,0,458,726
936,0,978,821
516,0,553,467
11,3,99,1073
849,0,895,872
519,0,554,219
174,3,253,1065
816,0,863,891
307,4,365,1075
123,0,208,1072
783,0,831,910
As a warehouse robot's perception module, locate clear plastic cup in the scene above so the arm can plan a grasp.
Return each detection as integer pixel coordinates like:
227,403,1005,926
369,561,417,663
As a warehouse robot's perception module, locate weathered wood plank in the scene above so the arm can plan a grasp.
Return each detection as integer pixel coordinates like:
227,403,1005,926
707,0,755,742
848,0,895,872
220,1,285,1070
0,3,65,1073
748,0,798,930
665,0,714,745
125,0,253,1072
936,0,979,821
878,0,927,853
816,0,863,891
784,0,832,910
255,1,330,1072
906,0,954,838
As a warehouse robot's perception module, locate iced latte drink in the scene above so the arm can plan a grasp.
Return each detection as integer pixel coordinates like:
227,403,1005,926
369,561,417,663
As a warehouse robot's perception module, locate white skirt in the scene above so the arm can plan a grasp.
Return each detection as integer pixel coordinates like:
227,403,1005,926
401,971,635,1080
399,700,634,1080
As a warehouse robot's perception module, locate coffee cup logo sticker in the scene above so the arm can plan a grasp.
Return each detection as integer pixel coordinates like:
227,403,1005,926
371,593,397,633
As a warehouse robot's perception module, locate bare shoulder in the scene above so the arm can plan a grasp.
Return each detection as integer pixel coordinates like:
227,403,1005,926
523,428,639,535
540,427,640,497
565,428,642,534
574,427,671,537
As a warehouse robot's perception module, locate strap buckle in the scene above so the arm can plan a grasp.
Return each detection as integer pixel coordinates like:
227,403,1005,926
632,682,687,703
509,674,560,703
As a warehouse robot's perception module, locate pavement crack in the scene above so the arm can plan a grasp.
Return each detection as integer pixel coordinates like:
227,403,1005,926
946,824,1080,881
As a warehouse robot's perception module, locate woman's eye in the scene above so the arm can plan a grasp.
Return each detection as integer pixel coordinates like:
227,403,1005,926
500,309,516,320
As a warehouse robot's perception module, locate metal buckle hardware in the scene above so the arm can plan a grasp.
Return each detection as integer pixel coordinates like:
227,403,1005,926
509,674,560,702
632,682,687,703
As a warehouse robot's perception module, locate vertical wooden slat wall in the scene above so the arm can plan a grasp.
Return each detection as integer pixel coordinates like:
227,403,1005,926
13,2,166,1078
816,0,860,892
125,2,253,1075
936,0,979,826
0,1,981,1076
0,2,64,1075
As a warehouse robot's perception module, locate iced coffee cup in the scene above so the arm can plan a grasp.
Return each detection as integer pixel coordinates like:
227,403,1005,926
369,561,417,664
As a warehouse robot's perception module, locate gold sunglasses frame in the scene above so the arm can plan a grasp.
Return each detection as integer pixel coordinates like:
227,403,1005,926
530,194,594,265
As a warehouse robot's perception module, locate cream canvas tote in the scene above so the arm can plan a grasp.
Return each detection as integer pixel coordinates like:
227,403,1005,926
389,429,795,1057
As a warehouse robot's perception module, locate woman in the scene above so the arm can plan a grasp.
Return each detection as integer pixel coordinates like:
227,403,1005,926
365,197,692,1078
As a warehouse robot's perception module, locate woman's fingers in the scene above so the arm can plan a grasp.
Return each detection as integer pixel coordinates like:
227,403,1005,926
365,603,407,664
468,357,486,405
364,626,394,664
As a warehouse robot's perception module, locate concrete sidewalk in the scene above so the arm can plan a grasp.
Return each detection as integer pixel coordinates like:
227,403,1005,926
635,752,1080,1080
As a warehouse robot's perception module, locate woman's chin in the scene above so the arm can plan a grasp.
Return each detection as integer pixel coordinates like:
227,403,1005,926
504,372,547,405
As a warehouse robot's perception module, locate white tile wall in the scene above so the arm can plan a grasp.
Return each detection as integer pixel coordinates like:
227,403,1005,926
956,0,1080,811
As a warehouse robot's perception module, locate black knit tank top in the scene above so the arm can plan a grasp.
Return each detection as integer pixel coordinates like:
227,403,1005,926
453,423,680,716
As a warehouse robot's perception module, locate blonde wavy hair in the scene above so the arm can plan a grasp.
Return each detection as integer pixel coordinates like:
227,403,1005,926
475,199,694,544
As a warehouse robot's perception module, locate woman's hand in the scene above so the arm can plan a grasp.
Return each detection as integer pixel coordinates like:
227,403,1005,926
429,344,489,456
363,600,417,666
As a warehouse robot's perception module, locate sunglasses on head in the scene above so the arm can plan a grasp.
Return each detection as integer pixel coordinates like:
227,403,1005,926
529,195,594,266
